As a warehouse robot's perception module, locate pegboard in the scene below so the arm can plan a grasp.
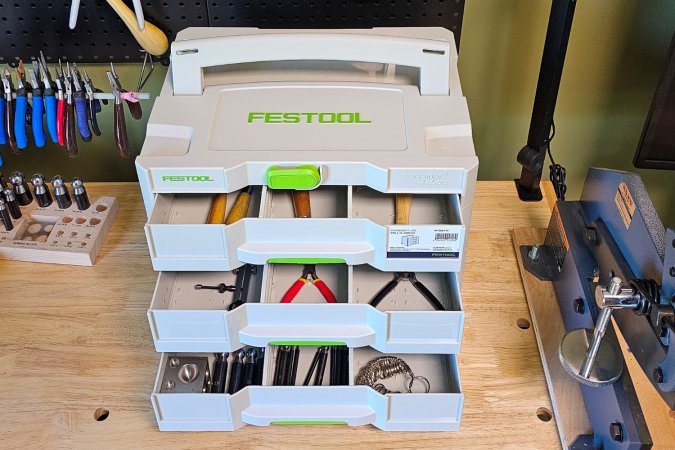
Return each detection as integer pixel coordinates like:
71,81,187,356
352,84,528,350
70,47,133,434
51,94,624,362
0,0,464,65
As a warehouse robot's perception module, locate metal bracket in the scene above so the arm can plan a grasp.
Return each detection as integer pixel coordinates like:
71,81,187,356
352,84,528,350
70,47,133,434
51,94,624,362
521,244,554,281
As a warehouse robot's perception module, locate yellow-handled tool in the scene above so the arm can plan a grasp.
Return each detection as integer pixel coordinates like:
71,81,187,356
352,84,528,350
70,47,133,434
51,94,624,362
225,187,254,225
106,0,169,56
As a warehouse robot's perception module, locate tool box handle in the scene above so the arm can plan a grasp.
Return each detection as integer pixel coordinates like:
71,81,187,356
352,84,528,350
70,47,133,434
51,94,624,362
171,32,452,96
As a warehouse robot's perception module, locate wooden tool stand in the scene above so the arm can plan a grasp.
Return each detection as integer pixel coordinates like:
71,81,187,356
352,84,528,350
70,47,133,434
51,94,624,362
0,196,118,265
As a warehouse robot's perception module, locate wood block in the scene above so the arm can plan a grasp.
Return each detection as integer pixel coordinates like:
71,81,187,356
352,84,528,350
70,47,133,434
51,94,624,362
0,196,118,266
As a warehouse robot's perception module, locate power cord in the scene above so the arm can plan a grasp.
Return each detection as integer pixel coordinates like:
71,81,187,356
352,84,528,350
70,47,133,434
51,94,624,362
546,121,567,200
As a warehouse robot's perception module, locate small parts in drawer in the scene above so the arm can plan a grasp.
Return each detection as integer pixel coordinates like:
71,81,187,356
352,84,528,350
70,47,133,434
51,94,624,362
273,345,349,386
355,356,430,394
206,187,255,225
211,347,264,395
281,264,337,304
370,272,446,311
194,264,257,310
161,356,211,394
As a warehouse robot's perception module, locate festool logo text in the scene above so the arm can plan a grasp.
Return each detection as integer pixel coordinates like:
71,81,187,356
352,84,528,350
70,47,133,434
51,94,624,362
248,112,372,124
161,176,214,182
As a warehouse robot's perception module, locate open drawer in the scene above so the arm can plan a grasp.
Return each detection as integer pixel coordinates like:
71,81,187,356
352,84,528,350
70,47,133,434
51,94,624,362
151,348,463,432
148,265,464,354
144,186,467,272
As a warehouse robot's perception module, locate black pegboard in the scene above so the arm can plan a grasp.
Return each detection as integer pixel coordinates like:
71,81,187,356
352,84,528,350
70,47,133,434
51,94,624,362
208,0,465,45
0,1,209,65
0,0,464,65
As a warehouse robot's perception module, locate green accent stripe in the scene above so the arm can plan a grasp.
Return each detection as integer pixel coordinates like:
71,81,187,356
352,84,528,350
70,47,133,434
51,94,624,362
267,258,346,264
269,341,347,346
272,421,347,425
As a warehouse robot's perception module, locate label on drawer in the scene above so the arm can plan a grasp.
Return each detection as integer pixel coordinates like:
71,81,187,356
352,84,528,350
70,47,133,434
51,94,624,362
387,225,462,258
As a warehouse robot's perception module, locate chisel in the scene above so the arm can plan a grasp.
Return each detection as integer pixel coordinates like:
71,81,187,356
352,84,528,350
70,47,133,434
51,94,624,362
225,186,254,224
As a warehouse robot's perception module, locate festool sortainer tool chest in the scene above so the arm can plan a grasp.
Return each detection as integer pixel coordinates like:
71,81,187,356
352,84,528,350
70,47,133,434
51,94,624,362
138,27,476,432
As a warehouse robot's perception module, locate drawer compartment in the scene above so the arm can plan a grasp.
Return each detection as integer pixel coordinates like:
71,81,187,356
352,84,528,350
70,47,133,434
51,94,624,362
148,267,464,353
151,348,463,432
145,186,467,272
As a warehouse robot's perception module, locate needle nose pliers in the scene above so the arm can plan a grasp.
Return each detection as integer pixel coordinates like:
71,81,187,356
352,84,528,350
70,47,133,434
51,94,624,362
281,264,337,303
369,272,446,311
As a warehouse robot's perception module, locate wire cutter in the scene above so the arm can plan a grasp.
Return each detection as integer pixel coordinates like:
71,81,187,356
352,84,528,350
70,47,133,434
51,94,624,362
38,53,58,144
281,265,337,303
369,272,446,311
70,64,91,142
28,63,46,148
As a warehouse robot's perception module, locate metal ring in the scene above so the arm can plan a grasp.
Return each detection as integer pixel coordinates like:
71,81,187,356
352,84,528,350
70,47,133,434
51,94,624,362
408,375,431,393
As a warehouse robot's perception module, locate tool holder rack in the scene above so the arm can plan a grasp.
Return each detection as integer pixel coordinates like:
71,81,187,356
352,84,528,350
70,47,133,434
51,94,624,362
152,350,463,431
0,195,118,265
139,28,475,431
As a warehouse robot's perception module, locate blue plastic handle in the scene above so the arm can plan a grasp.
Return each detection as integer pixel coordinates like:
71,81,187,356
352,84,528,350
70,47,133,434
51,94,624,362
0,98,6,145
74,97,91,141
31,94,46,147
44,94,58,143
14,95,28,149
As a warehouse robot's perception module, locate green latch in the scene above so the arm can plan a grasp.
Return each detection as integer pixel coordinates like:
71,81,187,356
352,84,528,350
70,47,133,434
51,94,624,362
266,165,321,189
267,258,346,264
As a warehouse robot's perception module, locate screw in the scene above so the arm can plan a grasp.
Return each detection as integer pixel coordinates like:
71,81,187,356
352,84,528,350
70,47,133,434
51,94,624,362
528,245,540,262
573,298,585,314
653,367,664,383
169,357,180,368
609,422,623,442
163,380,175,391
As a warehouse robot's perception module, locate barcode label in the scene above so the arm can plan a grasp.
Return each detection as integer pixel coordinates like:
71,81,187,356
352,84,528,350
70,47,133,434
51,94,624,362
434,232,458,241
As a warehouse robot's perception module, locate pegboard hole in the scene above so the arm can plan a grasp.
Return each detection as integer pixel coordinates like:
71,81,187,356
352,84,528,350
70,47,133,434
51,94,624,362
94,408,109,421
517,318,531,329
536,407,552,422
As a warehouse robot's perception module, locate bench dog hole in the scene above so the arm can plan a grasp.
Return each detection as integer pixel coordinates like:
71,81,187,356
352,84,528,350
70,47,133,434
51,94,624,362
94,408,109,421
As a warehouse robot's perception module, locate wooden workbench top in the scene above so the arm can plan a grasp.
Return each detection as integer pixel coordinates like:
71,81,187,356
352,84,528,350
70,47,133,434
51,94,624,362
0,181,560,449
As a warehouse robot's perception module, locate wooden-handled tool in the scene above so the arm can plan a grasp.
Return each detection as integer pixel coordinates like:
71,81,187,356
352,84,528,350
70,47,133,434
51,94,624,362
106,0,169,56
394,194,413,225
207,194,228,224
292,191,311,218
225,187,254,225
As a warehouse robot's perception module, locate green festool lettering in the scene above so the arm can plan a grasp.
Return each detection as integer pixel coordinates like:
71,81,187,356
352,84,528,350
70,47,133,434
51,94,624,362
247,112,372,124
161,176,214,182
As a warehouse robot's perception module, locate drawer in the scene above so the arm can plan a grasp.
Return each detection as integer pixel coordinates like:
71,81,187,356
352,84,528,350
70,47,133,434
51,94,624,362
151,348,463,432
144,186,467,272
148,265,464,354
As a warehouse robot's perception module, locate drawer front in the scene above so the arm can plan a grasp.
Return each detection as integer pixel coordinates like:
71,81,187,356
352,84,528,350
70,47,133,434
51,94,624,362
151,350,463,432
144,187,469,272
148,269,464,354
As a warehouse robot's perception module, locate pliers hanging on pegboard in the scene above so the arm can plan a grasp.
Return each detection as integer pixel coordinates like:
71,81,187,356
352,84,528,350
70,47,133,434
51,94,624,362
281,265,337,303
2,68,20,156
369,272,446,311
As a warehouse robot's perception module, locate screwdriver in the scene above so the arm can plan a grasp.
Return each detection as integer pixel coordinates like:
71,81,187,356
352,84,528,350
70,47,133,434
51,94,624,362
225,186,254,225
210,352,229,394
207,194,227,224
28,63,46,148
39,52,58,143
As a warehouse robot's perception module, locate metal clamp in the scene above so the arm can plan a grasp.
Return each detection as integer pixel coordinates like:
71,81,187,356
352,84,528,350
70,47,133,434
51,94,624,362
559,277,642,387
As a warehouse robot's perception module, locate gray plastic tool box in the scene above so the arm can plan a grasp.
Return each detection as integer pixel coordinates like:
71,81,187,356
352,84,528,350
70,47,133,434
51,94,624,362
138,26,476,432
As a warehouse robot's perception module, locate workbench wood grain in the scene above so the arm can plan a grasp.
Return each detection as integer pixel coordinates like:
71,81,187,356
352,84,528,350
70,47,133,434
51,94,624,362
0,181,561,449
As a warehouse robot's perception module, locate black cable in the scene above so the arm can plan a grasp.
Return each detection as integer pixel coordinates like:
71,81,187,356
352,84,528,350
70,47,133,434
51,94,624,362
546,120,567,200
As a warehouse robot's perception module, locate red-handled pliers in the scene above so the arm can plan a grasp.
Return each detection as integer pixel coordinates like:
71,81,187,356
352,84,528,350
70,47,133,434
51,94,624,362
281,265,337,303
